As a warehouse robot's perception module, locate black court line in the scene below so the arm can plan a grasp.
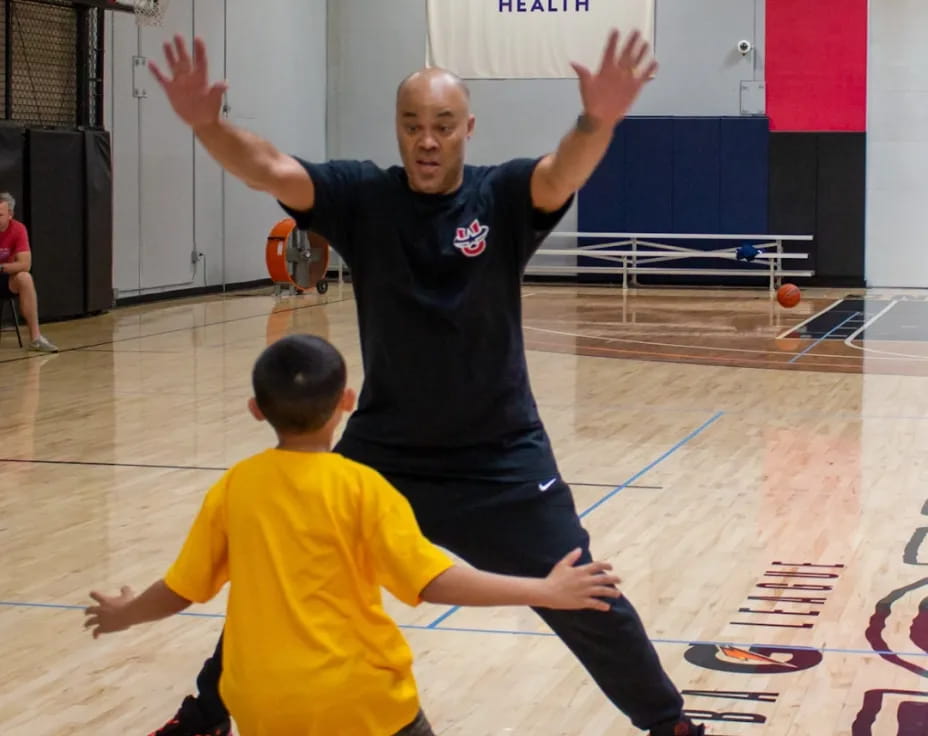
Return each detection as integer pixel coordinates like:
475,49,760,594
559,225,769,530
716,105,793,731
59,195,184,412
0,351,53,366
0,458,227,472
572,482,662,490
0,458,661,490
0,295,354,365
77,348,206,354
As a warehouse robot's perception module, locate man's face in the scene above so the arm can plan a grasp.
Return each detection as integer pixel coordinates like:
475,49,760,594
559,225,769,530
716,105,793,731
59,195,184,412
395,72,475,195
0,202,12,231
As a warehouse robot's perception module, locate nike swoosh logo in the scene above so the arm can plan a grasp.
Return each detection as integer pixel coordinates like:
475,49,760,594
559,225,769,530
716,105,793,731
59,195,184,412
538,478,557,491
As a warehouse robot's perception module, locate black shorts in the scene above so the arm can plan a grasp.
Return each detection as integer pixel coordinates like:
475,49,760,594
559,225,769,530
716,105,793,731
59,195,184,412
394,711,435,736
383,473,592,577
385,470,566,519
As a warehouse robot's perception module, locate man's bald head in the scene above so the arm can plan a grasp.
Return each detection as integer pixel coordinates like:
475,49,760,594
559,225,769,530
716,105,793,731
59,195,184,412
396,67,471,106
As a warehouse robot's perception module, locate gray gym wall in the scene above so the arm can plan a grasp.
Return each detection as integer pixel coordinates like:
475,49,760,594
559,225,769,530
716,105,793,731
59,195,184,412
326,0,765,268
107,0,327,297
866,0,928,287
108,0,764,296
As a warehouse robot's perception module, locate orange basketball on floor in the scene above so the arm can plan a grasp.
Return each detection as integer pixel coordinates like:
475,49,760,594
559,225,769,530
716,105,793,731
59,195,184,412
777,283,801,308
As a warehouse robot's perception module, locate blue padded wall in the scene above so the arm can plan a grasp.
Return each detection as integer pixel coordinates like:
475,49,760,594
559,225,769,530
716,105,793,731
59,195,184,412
672,117,721,234
578,121,627,234
623,117,674,232
576,116,770,283
720,117,769,234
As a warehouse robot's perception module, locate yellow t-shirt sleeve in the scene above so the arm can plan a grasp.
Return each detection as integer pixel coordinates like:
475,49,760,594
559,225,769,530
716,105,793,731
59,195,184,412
362,473,454,607
164,475,230,604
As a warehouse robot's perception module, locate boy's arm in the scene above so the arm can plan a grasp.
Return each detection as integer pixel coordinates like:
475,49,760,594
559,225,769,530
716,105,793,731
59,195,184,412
84,580,191,639
362,472,621,612
420,548,621,612
85,471,231,640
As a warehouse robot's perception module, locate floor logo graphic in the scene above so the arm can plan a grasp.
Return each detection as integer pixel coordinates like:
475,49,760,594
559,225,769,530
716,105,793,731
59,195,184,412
851,689,928,735
865,577,928,678
684,644,821,675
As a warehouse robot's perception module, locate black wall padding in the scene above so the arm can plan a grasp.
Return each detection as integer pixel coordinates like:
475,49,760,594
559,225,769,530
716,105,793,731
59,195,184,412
768,133,819,283
0,127,27,217
84,130,113,313
768,132,866,287
28,129,86,320
768,134,817,233
816,134,865,285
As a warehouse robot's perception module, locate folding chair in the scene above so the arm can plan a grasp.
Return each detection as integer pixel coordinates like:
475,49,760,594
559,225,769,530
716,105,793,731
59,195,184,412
0,280,23,347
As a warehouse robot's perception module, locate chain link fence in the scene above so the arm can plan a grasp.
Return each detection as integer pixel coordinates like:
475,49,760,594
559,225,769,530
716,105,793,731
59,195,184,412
0,9,5,120
86,0,101,126
0,0,104,128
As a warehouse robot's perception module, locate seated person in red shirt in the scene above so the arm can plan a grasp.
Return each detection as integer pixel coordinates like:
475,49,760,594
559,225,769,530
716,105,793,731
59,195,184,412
0,192,58,352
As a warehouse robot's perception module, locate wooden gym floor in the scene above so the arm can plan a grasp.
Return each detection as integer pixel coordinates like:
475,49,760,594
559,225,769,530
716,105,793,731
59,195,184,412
2,282,928,735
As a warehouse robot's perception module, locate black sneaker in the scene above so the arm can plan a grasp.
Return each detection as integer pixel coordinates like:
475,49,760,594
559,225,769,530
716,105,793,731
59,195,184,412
147,696,232,736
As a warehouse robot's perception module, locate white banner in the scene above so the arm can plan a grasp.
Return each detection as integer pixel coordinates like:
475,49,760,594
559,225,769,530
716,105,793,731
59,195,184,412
426,0,655,79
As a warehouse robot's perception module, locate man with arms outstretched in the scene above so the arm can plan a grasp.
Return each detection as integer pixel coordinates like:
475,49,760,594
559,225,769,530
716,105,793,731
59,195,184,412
145,29,704,736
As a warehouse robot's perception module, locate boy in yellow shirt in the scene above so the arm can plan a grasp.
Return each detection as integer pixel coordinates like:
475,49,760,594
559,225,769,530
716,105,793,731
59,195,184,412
84,334,621,736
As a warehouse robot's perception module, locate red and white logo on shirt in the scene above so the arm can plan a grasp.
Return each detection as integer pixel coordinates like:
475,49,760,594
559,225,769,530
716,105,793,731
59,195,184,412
453,219,489,258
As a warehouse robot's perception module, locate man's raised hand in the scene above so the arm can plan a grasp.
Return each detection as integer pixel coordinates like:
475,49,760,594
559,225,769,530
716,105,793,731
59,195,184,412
149,35,227,131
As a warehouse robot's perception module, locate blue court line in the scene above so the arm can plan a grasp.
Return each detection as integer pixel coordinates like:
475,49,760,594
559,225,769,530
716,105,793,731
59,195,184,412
425,411,725,628
415,626,928,659
0,600,226,618
578,411,723,519
426,604,461,629
5,599,927,659
788,312,862,364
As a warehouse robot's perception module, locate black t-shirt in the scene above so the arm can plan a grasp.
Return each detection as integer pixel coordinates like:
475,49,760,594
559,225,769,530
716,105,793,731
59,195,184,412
279,157,572,482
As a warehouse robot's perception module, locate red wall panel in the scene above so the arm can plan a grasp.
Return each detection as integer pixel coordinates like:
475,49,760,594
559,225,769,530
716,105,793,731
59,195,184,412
766,0,867,132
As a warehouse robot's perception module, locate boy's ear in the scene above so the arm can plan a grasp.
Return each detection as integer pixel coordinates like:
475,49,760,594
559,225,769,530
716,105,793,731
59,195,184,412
341,387,357,412
247,397,265,421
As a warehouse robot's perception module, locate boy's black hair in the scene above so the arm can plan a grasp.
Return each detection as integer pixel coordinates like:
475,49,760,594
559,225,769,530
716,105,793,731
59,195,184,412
252,334,347,433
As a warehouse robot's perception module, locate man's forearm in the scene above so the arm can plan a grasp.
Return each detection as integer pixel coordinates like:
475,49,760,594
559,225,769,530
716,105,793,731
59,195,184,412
532,114,615,211
547,114,615,195
193,120,283,192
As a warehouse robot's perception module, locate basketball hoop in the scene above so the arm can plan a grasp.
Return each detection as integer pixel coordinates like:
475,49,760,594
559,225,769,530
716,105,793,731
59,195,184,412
132,0,169,26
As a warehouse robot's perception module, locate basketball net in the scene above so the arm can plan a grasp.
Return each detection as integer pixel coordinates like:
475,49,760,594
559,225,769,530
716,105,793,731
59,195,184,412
133,0,169,26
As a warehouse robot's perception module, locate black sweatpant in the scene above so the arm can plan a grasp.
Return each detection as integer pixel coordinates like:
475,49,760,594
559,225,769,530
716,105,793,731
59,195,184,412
192,477,684,732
